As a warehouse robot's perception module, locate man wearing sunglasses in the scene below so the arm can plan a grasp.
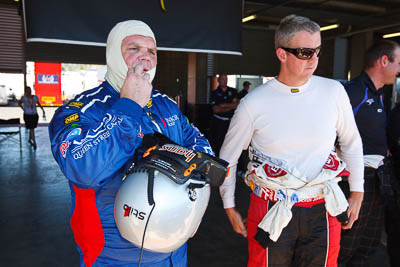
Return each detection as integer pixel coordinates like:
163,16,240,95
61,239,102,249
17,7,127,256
338,40,400,267
219,14,364,267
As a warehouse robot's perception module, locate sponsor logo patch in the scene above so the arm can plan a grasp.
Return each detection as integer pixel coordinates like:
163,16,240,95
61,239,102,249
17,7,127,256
68,101,84,109
290,193,299,203
123,204,146,220
159,144,196,163
70,114,123,159
164,114,179,126
60,141,70,158
276,189,287,201
291,88,299,93
248,180,255,192
64,113,80,125
146,98,152,108
68,123,81,129
323,154,339,171
263,163,287,178
66,128,82,140
366,99,374,105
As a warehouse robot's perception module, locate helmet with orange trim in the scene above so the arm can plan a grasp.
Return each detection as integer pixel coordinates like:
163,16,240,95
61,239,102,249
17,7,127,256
114,133,228,253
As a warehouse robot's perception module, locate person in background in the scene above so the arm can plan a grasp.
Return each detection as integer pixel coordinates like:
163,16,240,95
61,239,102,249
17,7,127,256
386,102,400,267
18,86,45,149
48,20,212,267
210,74,238,156
219,14,364,267
238,81,251,99
338,40,400,267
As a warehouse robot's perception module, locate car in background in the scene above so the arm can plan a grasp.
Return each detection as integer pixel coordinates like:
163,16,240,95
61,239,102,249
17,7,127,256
0,85,8,105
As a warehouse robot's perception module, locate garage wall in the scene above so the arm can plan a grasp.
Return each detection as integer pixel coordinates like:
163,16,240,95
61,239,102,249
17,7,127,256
215,28,278,76
26,43,106,65
152,51,188,100
0,3,24,73
214,27,337,79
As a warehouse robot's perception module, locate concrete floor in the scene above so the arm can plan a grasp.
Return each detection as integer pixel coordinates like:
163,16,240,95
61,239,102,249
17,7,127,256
0,126,78,266
0,125,392,266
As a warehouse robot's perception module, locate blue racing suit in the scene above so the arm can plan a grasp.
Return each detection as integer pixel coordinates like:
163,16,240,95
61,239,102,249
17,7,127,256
49,81,213,267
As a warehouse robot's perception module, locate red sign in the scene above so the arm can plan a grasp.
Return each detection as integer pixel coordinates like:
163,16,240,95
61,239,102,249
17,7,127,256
34,62,62,106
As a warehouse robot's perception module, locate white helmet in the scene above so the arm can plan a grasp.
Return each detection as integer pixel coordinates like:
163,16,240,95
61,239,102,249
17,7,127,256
115,168,210,253
114,133,228,253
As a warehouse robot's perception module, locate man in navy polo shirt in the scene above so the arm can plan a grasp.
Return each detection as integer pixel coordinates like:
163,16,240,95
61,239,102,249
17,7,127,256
338,40,400,267
210,74,238,156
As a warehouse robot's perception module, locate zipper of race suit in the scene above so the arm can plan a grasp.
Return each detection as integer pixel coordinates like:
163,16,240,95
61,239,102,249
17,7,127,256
146,111,162,133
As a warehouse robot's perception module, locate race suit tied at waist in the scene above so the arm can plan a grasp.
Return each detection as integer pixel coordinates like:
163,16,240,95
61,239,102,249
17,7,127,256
245,149,349,242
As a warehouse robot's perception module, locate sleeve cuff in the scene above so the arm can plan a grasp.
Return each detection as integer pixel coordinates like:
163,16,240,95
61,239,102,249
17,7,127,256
349,181,364,192
112,97,143,118
222,197,235,209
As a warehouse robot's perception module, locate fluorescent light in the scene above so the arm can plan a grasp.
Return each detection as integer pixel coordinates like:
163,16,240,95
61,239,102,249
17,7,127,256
242,15,257,23
320,24,339,32
383,32,400,39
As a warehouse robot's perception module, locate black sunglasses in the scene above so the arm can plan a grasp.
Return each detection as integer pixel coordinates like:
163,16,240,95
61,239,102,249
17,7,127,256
281,46,322,60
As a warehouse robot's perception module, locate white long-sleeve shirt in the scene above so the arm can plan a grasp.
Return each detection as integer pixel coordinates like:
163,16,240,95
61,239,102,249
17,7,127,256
219,76,364,209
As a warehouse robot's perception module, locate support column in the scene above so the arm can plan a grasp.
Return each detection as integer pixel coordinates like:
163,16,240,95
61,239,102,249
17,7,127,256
187,52,196,105
349,32,374,80
333,38,348,80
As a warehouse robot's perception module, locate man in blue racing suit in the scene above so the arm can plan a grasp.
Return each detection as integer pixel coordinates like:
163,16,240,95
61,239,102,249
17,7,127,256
49,20,213,267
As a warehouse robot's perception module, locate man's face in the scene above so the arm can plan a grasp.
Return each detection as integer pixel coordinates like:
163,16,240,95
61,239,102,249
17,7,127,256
24,87,31,95
218,74,228,87
121,35,157,72
383,47,400,85
282,30,321,81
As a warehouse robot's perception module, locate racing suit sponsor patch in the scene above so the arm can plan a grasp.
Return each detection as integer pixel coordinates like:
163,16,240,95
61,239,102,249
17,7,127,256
64,113,80,125
263,163,287,178
71,114,122,159
323,154,339,171
276,189,287,201
66,128,82,140
146,98,152,108
68,123,81,129
164,115,179,127
68,101,85,109
60,141,70,158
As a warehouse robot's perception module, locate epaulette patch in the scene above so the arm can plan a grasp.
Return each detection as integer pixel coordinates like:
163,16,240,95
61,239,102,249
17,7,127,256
68,101,85,109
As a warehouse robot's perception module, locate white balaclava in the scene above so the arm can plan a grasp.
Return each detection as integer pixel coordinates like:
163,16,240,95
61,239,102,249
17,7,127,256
105,20,157,92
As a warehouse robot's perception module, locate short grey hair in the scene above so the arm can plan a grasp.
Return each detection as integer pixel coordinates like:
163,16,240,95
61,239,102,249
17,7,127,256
275,14,320,49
